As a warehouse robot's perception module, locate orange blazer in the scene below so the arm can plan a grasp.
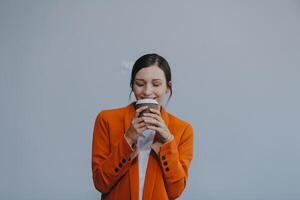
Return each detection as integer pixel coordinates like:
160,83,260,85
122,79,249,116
92,102,194,200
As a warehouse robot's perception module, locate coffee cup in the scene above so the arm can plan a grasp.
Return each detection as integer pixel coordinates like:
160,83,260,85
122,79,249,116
135,99,159,117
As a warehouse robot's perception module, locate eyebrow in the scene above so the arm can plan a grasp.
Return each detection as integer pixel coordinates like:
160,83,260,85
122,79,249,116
135,79,163,81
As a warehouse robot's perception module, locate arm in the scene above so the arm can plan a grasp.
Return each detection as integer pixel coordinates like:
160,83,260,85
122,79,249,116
158,124,194,199
91,112,135,194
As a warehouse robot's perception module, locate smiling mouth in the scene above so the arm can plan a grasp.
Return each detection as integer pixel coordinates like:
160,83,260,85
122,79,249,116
141,97,157,100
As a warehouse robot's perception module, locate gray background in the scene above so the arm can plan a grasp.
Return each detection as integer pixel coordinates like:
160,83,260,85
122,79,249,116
1,0,300,199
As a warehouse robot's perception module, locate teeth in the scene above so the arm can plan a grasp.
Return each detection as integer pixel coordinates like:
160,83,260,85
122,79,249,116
142,97,156,99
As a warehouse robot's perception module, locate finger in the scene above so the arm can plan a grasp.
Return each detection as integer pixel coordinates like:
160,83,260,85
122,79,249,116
149,108,161,116
135,120,147,127
146,125,164,133
132,117,143,125
137,126,147,134
135,117,144,124
142,113,162,122
136,105,148,113
135,106,148,117
143,117,163,127
135,122,146,129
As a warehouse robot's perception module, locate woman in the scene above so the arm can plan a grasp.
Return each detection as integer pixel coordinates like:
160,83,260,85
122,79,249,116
92,53,194,200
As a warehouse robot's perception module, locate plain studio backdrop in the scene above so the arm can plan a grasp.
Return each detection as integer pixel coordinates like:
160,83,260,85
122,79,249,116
1,1,300,199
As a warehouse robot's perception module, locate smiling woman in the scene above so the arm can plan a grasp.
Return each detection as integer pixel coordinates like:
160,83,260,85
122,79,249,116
129,54,173,105
92,53,194,200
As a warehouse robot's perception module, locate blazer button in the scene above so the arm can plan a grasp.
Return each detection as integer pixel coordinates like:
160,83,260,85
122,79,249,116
122,158,126,163
118,163,123,168
165,167,170,172
115,167,119,173
161,155,166,160
163,161,168,166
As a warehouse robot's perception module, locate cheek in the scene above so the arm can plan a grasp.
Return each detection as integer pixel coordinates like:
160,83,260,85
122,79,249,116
154,88,167,96
133,86,142,94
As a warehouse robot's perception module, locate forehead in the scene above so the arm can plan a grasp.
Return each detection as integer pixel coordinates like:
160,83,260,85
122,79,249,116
135,65,165,80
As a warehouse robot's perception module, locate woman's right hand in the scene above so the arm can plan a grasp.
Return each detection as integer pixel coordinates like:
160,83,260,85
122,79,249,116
124,105,148,147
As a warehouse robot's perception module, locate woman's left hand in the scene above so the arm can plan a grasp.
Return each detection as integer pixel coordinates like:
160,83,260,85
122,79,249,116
142,108,173,143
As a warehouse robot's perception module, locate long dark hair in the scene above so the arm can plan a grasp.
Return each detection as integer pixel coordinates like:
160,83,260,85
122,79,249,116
129,53,173,105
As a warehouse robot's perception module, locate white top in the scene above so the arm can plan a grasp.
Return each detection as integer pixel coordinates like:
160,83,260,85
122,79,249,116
137,129,156,200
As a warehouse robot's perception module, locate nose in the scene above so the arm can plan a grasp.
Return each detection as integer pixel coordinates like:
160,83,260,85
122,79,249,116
143,84,153,96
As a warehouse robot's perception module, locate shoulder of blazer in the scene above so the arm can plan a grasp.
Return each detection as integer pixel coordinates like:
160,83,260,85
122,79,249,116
165,111,193,131
96,103,133,122
167,112,189,125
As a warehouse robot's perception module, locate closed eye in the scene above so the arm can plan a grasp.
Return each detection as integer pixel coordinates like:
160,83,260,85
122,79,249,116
135,82,144,87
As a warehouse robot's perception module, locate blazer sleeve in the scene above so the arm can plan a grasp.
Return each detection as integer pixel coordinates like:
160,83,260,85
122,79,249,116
159,124,194,199
92,111,134,194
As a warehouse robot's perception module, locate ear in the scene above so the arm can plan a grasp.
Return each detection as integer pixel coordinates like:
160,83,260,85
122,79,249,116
166,81,172,93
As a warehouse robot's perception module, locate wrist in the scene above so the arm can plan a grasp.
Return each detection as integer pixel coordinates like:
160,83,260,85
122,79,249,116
162,133,173,143
124,133,137,147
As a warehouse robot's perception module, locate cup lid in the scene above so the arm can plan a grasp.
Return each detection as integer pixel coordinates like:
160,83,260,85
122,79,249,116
136,99,158,105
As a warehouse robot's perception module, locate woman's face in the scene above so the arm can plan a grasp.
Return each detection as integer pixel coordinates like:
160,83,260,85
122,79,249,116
133,65,170,105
